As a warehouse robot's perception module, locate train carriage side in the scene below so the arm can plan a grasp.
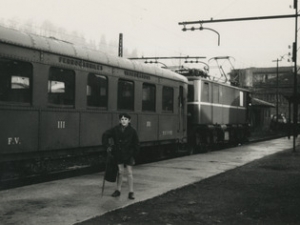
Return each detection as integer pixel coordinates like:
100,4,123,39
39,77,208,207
0,26,188,168
187,77,250,151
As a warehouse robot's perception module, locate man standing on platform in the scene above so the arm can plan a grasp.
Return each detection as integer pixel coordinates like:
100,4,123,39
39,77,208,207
102,113,139,200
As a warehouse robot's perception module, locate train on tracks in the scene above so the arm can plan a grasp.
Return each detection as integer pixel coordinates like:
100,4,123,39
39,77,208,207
0,26,250,178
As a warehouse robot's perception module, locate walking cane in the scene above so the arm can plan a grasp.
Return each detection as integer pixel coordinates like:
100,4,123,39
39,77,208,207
101,151,109,197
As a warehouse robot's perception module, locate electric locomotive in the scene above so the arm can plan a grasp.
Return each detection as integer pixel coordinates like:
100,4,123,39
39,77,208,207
179,68,250,152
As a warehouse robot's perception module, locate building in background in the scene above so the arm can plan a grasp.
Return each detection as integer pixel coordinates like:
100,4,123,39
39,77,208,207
230,66,300,134
231,66,300,121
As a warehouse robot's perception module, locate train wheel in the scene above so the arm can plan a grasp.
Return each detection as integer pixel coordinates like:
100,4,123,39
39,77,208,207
172,143,188,156
157,145,168,160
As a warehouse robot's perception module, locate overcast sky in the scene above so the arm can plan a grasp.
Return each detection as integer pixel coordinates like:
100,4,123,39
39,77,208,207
0,0,297,77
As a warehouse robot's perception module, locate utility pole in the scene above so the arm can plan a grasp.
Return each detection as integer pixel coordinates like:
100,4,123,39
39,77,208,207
293,0,298,152
118,33,123,57
272,58,281,127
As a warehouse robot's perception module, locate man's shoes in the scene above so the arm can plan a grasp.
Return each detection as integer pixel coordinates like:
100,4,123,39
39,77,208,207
111,190,121,197
128,192,135,200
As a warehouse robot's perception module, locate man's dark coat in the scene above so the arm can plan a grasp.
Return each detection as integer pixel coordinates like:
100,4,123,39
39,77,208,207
102,124,139,165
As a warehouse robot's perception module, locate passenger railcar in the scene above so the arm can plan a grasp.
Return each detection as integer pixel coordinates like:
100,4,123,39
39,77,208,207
0,26,188,171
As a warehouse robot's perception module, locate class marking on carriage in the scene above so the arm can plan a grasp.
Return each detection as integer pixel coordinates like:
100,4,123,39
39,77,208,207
8,137,21,145
146,121,151,127
57,121,66,129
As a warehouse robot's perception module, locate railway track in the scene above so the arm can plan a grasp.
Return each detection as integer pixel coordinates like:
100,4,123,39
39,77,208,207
0,153,106,190
0,134,286,191
1,165,100,190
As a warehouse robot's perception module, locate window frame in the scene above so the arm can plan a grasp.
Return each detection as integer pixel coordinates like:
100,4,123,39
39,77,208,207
117,79,134,111
0,58,33,105
142,82,156,112
162,86,174,113
86,73,108,109
47,67,75,108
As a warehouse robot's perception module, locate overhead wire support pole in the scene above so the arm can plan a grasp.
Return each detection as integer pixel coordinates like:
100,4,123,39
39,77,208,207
178,14,300,26
200,27,220,46
179,15,300,47
182,25,220,46
293,0,298,152
272,58,280,128
118,33,123,57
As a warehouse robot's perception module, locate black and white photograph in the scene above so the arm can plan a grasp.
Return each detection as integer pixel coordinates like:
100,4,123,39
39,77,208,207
0,0,300,224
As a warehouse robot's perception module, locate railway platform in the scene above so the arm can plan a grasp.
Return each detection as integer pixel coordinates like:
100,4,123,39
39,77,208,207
0,136,298,225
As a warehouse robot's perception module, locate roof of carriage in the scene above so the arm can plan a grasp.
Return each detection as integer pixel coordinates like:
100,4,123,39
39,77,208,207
0,25,188,83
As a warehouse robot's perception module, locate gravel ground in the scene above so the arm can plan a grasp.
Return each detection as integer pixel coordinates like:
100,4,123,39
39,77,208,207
77,147,300,225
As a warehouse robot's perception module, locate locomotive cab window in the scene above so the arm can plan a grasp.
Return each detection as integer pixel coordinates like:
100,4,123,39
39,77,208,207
0,58,32,104
202,82,209,102
118,79,134,111
87,73,108,108
162,86,173,112
142,83,156,112
48,67,75,107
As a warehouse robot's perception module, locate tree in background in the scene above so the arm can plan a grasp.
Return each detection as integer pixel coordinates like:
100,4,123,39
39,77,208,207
0,18,139,58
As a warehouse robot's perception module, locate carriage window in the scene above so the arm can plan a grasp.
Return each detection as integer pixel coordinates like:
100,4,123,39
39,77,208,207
87,73,107,108
142,83,156,112
118,79,134,110
0,58,32,104
162,86,173,112
48,67,75,107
